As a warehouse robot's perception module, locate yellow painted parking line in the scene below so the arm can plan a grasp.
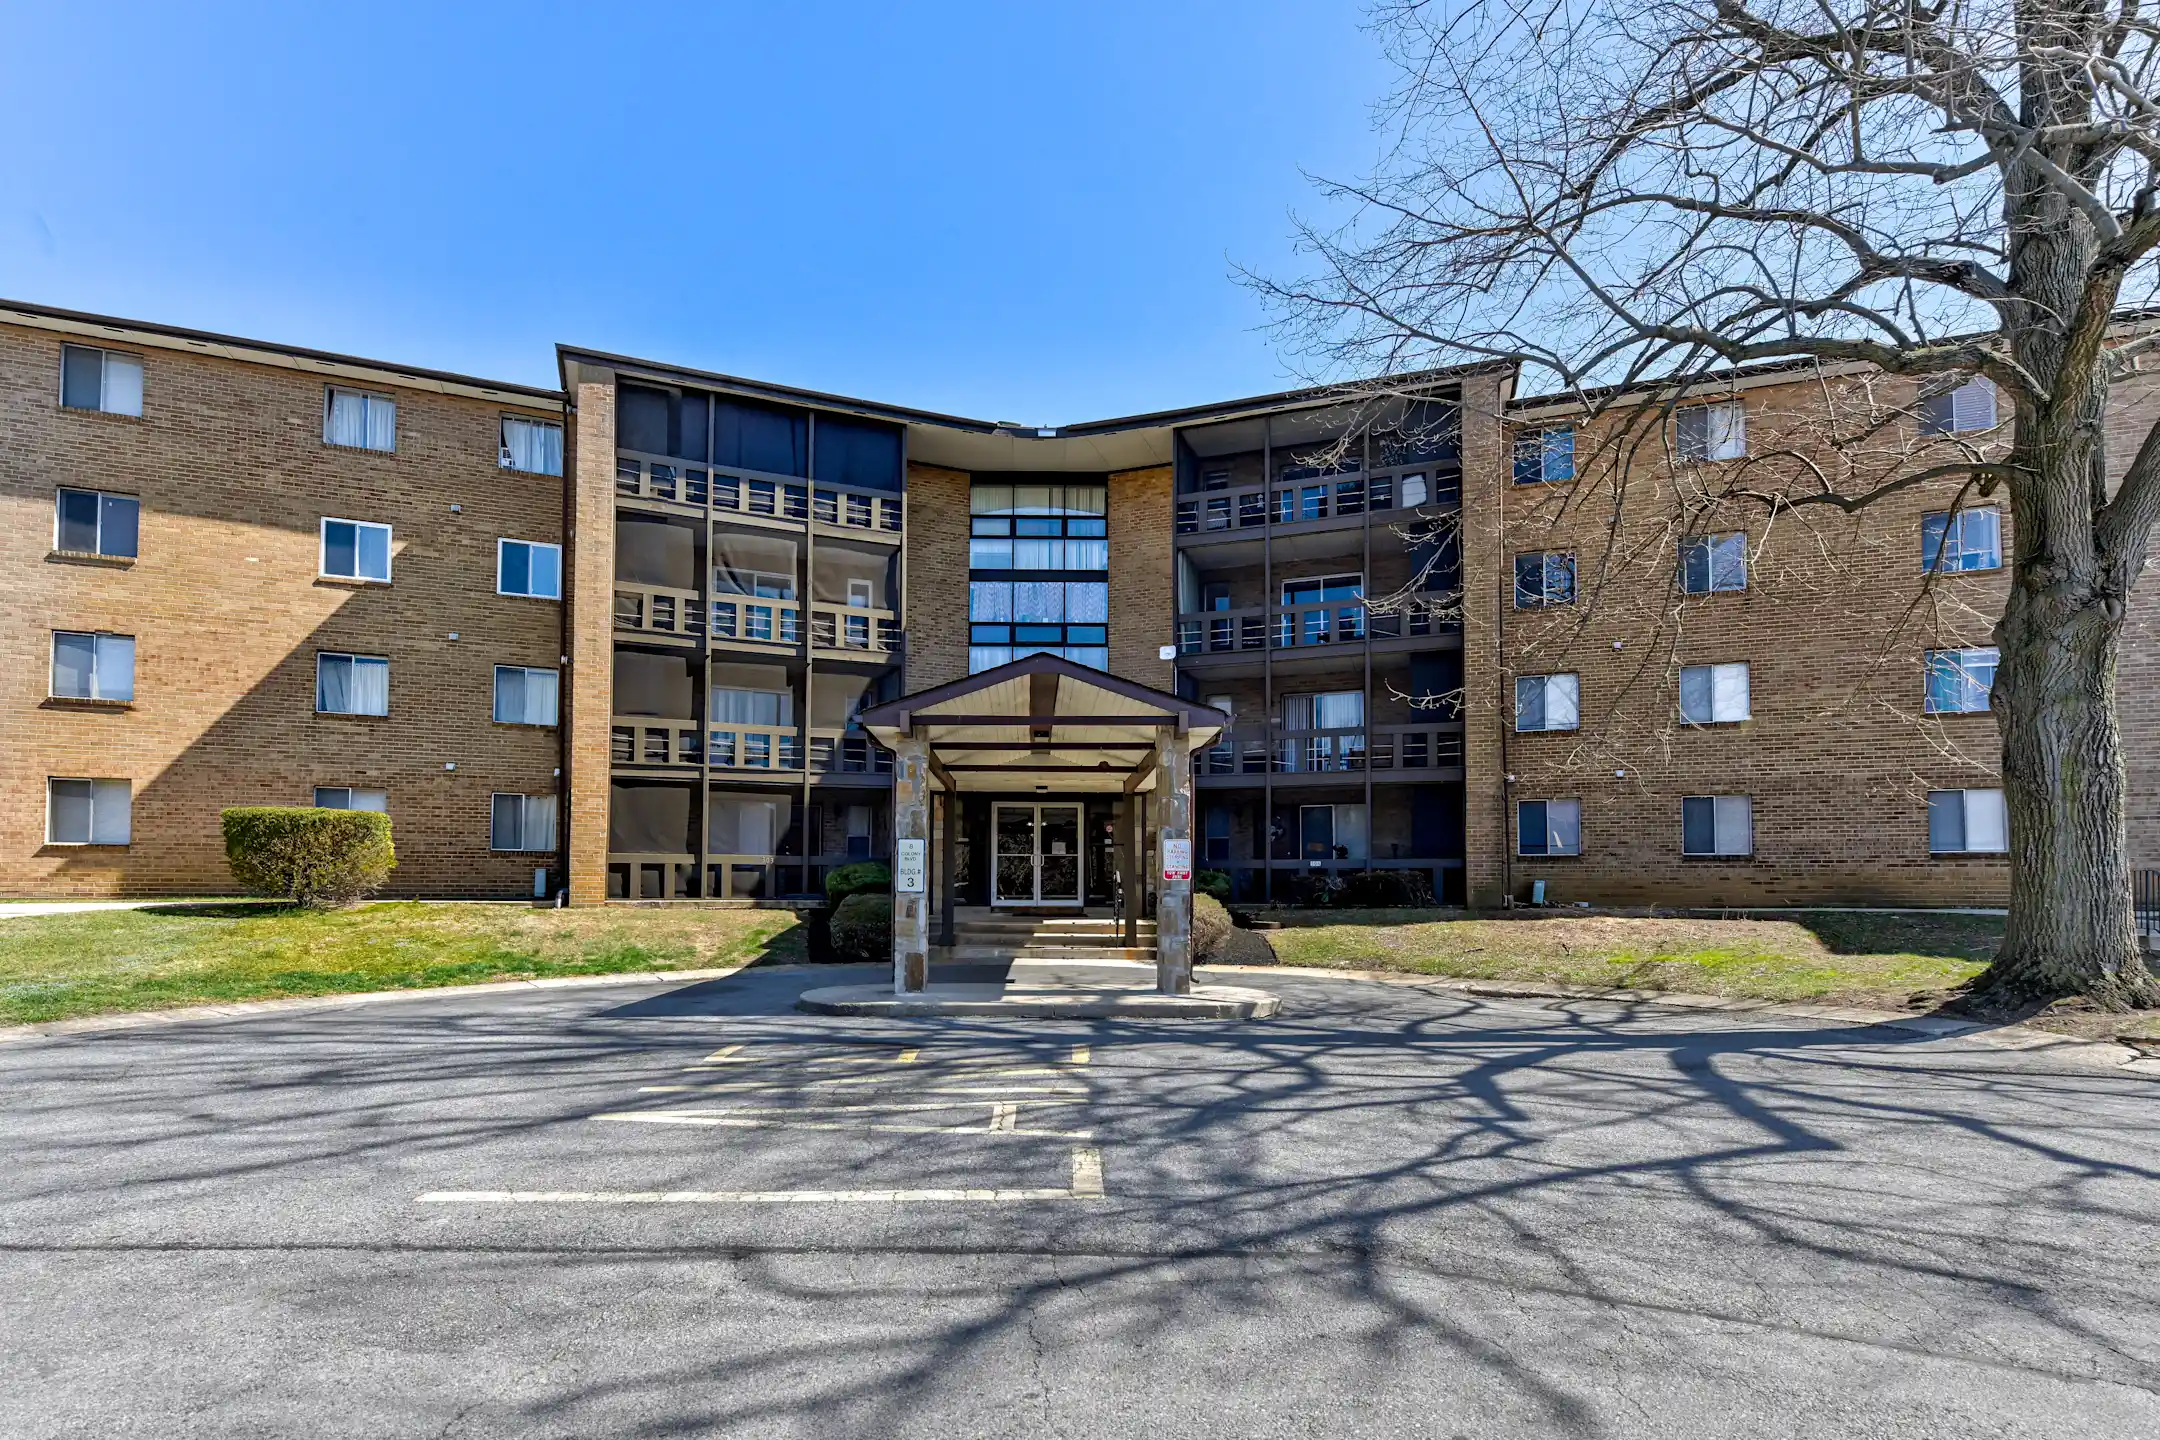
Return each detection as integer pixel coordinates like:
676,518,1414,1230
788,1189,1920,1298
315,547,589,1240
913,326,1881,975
593,1111,1095,1139
896,1048,919,1063
698,1044,744,1064
989,1102,1018,1132
1069,1045,1091,1066
419,1186,1084,1204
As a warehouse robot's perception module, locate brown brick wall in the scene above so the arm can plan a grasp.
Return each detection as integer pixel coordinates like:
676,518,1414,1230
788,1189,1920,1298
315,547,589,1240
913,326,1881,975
2102,363,2160,874
1109,463,1174,692
564,376,617,904
0,320,565,898
1490,372,2015,906
902,461,971,692
1457,372,1512,905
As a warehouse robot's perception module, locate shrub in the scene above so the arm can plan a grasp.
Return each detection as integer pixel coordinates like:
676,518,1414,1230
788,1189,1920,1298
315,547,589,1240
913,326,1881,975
825,862,892,908
1195,869,1232,902
830,892,893,962
222,806,395,909
1192,893,1233,962
1336,869,1436,908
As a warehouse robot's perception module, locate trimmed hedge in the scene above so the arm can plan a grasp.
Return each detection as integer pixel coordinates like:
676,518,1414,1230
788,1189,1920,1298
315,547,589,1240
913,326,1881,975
222,806,395,909
1195,869,1232,902
830,892,893,962
825,862,892,908
1336,869,1435,908
1192,893,1233,963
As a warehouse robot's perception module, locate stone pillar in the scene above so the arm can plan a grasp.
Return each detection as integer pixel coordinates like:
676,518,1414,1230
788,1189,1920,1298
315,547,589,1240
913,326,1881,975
1155,729,1194,995
892,734,932,993
565,375,617,906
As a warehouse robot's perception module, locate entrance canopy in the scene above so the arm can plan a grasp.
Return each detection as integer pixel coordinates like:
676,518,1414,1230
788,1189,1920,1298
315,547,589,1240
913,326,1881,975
857,653,1227,792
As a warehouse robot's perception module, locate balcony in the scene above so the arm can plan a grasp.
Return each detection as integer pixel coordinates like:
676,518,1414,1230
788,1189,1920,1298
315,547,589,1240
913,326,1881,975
1176,601,1457,659
615,583,705,641
1175,470,1461,538
616,454,903,539
810,731,894,777
612,717,702,767
810,603,900,657
1196,722,1466,783
812,486,904,538
710,595,802,648
707,724,805,773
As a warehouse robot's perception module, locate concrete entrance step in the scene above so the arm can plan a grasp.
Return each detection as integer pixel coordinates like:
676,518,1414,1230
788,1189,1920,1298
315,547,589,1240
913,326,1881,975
797,982,1281,1020
932,945,1158,963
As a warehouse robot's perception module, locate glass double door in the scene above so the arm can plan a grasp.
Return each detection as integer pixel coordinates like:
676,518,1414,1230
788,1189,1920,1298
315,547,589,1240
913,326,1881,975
993,803,1083,906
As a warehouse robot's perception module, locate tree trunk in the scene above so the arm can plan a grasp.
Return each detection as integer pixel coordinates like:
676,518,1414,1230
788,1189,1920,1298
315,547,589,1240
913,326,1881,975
1983,501,2160,1011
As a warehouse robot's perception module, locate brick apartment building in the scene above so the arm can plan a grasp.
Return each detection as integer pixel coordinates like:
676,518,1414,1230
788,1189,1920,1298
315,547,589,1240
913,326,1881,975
7,296,2155,908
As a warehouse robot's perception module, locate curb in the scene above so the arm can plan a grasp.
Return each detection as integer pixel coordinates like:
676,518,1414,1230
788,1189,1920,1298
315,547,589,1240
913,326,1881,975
0,962,759,1043
1200,962,2160,1077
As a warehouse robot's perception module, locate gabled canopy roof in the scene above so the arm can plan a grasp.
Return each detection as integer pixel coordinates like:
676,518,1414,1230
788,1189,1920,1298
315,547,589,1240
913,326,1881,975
858,654,1228,793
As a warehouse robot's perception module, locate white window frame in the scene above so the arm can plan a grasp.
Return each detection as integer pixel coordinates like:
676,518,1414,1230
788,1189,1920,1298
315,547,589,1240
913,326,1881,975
316,652,390,716
1682,795,1754,857
1513,551,1576,608
493,665,561,727
1925,647,1999,715
1513,426,1575,484
499,415,564,475
324,386,397,452
847,578,876,609
46,777,131,846
1928,788,2008,855
491,792,559,852
1923,507,2003,574
320,517,393,582
1678,532,1748,594
50,631,136,703
1516,798,1582,857
1920,378,1998,436
1676,401,1747,461
313,786,387,813
496,538,562,599
60,344,144,417
1514,673,1581,733
1678,662,1751,725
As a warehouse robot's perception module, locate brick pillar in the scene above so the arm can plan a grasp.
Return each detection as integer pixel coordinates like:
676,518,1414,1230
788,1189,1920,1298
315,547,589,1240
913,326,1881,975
565,378,617,905
892,734,931,993
1155,730,1193,995
1457,371,1512,908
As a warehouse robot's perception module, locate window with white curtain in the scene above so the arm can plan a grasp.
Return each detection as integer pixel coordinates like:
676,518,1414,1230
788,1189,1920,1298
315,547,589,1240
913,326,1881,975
47,778,130,845
710,686,793,726
1679,663,1750,724
497,539,561,598
1682,796,1753,856
317,653,390,716
500,416,563,475
51,631,135,702
1928,789,2008,854
1517,799,1582,856
493,665,560,726
1676,401,1746,461
1514,673,1580,732
61,345,144,416
321,518,392,582
314,787,387,813
491,793,558,852
325,387,396,452
1920,378,1998,436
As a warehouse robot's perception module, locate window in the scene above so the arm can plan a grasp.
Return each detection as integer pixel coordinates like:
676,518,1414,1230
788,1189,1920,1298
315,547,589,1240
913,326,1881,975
321,518,392,582
1204,806,1232,864
710,686,793,726
847,578,875,609
497,539,561,599
1513,551,1576,608
1514,673,1580,732
46,777,130,845
1678,662,1750,724
317,653,389,716
1297,803,1367,860
1679,533,1747,594
54,488,139,558
1922,508,2002,574
50,631,135,702
968,483,1109,571
1676,401,1746,461
1928,788,2008,854
1513,426,1575,484
1920,378,1998,436
313,787,387,813
1925,647,1998,714
1517,799,1582,857
493,665,560,726
1280,574,1363,605
967,577,1110,673
1682,796,1753,856
491,793,559,852
500,416,564,475
61,345,144,416
325,387,396,451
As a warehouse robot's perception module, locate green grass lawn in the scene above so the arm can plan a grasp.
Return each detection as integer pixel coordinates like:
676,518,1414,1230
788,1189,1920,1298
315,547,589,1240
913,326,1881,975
0,901,804,1025
1257,908,2002,1010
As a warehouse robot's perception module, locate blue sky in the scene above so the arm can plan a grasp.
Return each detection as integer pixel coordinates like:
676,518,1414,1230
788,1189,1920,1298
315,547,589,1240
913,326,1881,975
0,2,1391,421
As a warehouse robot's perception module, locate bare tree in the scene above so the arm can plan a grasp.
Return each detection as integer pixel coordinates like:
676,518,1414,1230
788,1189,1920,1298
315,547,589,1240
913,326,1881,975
1256,0,2160,1008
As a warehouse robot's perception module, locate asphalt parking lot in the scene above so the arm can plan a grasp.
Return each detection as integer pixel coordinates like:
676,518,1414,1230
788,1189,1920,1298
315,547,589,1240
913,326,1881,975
4,963,2158,1438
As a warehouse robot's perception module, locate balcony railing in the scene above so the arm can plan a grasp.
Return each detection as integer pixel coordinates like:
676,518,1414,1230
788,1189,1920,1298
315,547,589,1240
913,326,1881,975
1199,723,1466,778
616,583,705,639
1175,470,1463,535
810,603,900,656
813,486,904,535
612,716,702,767
617,458,712,508
710,595,801,647
1177,600,1460,656
810,731,894,775
708,724,805,772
